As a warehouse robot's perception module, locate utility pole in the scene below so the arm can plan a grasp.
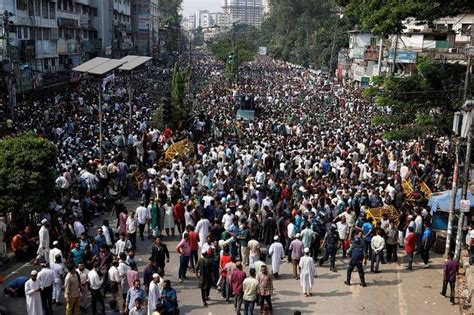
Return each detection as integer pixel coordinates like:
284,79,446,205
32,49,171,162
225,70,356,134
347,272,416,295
446,142,460,256
2,10,16,119
377,35,384,76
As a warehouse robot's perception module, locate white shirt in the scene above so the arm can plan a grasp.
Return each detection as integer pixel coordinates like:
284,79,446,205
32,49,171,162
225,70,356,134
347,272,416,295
136,206,148,224
102,225,113,246
414,215,423,234
222,213,234,231
371,235,386,253
108,266,121,283
74,221,85,237
127,217,138,234
336,221,349,240
87,269,103,290
49,248,63,267
287,223,295,238
115,239,132,256
203,195,214,208
37,267,54,288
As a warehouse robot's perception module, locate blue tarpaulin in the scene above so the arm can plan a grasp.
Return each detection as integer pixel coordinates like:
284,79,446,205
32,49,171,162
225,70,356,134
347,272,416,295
428,188,474,212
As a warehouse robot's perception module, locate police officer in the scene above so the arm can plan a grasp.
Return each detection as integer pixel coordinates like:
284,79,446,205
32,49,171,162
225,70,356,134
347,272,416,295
319,224,340,272
344,231,367,287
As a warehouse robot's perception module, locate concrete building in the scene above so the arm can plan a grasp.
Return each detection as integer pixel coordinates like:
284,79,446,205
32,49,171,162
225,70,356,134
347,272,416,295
210,12,226,27
222,0,263,28
131,0,159,55
1,0,59,72
56,0,99,70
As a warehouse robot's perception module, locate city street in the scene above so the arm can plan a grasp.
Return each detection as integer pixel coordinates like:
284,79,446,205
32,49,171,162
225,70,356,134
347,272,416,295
0,200,460,315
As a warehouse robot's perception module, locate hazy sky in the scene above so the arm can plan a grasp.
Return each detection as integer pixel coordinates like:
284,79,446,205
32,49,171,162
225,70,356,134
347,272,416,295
181,0,223,17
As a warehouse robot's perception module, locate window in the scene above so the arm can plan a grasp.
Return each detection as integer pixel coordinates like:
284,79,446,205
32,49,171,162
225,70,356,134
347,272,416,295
17,0,28,10
44,58,49,70
43,28,51,41
17,27,23,39
34,0,41,16
57,0,62,10
42,0,48,18
461,24,472,37
50,2,56,19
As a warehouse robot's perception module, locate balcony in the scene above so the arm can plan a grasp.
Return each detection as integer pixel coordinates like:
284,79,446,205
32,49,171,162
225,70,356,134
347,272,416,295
57,39,81,54
58,18,79,28
364,48,379,61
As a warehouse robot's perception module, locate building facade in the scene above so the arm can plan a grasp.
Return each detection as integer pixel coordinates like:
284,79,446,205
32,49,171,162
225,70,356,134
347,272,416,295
131,0,159,55
222,0,263,28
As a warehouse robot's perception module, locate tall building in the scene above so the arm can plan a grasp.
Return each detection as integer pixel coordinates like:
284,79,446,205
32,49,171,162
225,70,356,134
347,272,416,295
1,0,59,72
222,0,263,28
56,0,99,69
131,0,160,55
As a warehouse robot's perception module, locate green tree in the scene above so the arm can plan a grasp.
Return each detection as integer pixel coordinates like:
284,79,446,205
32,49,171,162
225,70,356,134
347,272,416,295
0,134,57,216
192,26,204,46
159,0,183,53
261,0,351,70
170,63,187,125
367,57,468,140
336,0,474,35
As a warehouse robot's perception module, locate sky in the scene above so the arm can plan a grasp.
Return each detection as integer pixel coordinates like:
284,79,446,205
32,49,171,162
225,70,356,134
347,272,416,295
181,0,223,18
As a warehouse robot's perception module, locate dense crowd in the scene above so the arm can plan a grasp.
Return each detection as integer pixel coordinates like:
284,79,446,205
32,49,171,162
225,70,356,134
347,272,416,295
0,50,462,315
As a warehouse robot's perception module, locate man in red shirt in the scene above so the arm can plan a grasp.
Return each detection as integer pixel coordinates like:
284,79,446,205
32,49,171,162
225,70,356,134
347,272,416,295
173,200,186,235
404,226,417,270
230,261,246,313
186,225,199,272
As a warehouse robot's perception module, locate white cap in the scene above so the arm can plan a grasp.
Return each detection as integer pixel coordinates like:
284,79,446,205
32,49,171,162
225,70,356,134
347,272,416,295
41,219,48,225
304,247,310,254
30,270,38,276
226,208,231,212
274,236,279,241
53,241,59,246
152,273,159,278
296,233,301,238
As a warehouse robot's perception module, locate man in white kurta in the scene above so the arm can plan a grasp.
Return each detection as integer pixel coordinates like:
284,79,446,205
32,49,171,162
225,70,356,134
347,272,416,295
268,236,284,278
37,219,50,264
195,217,210,248
299,248,316,296
147,273,162,315
25,270,44,315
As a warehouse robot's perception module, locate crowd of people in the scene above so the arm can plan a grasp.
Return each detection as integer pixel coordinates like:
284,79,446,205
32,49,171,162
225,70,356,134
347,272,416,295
0,49,462,314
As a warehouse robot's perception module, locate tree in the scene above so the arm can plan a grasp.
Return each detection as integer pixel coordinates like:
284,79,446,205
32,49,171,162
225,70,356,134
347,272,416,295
367,57,469,140
170,63,187,125
159,0,183,53
336,0,474,35
260,0,351,69
0,134,57,216
192,26,204,46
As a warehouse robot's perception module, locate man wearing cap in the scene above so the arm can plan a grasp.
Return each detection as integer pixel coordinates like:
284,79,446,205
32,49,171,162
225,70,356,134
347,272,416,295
147,273,162,315
289,233,304,279
49,241,62,268
37,219,50,264
268,236,285,278
196,249,213,306
25,270,43,315
222,208,234,231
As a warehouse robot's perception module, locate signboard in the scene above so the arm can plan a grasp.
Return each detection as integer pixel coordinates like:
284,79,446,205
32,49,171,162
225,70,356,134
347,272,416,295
105,46,112,56
361,76,370,88
461,199,471,213
102,74,115,91
258,47,268,56
387,50,417,63
138,13,150,34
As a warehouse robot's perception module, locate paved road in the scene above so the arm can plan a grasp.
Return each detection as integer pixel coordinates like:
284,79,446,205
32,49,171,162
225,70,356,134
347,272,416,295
0,199,460,314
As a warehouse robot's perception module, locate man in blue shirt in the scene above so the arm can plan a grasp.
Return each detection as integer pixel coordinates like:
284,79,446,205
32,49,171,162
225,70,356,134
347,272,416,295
421,225,433,265
361,216,374,262
125,279,145,313
4,276,28,297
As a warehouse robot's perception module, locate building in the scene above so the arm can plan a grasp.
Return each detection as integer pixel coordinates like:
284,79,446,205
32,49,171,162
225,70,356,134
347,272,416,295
222,0,263,28
131,0,159,55
1,0,59,72
56,0,99,70
210,12,226,27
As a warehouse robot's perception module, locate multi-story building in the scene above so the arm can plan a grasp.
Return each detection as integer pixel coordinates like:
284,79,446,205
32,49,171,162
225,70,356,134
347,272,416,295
222,0,263,28
210,12,226,27
131,0,159,55
56,0,99,70
1,0,59,72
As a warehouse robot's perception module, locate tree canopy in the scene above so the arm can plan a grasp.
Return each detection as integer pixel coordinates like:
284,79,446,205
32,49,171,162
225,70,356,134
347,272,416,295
367,57,468,140
336,0,474,34
0,134,57,216
260,0,352,69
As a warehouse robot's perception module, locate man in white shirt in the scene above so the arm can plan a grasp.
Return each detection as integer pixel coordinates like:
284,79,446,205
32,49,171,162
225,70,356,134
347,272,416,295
73,218,85,238
336,217,349,257
115,233,132,256
136,202,148,241
126,212,138,250
37,265,54,315
76,263,89,311
48,241,63,269
370,229,386,273
108,260,124,313
202,191,214,208
88,263,105,315
222,208,234,231
101,220,113,247
195,216,211,248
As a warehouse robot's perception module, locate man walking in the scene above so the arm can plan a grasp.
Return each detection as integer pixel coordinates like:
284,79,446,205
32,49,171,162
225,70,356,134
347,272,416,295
344,233,367,287
268,236,284,279
230,261,246,313
319,224,340,272
405,226,417,270
176,232,191,282
243,268,259,315
196,249,213,306
136,202,149,241
289,234,304,279
37,219,50,264
88,263,105,315
64,263,81,315
441,252,459,305
421,224,433,266
299,248,316,297
151,235,170,275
